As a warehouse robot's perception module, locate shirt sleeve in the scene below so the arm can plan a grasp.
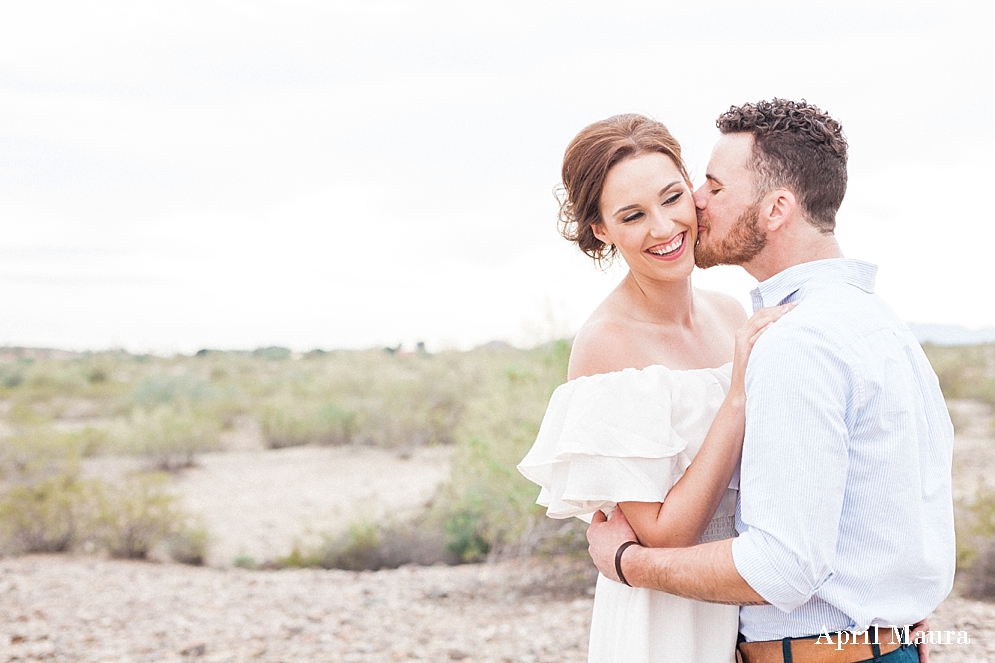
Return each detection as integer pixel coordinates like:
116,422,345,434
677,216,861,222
731,322,853,612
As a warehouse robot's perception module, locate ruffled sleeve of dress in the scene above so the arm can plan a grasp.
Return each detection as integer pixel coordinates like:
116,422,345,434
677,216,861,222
517,363,732,523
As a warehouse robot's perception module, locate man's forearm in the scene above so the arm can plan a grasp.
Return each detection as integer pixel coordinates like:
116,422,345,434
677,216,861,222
621,538,768,605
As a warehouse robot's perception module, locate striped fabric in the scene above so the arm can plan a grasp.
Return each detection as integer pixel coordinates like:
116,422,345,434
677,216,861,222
731,259,956,642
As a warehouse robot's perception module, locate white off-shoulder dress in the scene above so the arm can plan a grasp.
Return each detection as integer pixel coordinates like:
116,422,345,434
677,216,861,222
518,364,740,663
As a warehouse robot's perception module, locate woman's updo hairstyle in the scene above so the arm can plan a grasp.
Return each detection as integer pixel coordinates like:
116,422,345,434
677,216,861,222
557,114,689,266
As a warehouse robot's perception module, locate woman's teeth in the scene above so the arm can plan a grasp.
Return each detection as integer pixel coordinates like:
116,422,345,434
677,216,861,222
648,233,684,256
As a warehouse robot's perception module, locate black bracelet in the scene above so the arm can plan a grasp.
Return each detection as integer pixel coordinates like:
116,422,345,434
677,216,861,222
614,540,639,586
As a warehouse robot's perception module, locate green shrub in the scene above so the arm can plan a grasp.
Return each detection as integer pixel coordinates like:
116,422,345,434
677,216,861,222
233,553,258,569
0,473,95,553
964,539,995,602
281,519,455,571
259,398,357,448
957,484,995,567
0,365,24,389
67,426,111,457
113,405,222,470
6,399,52,426
0,433,199,562
253,346,293,361
923,344,995,404
168,522,210,566
444,505,491,562
92,474,184,559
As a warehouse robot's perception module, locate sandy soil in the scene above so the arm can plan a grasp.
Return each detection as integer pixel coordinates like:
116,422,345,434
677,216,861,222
175,445,452,566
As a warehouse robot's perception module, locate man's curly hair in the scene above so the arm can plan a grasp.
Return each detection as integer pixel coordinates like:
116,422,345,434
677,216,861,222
717,99,847,233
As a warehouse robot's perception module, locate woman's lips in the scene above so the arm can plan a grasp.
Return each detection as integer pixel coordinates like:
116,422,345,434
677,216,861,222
646,232,687,261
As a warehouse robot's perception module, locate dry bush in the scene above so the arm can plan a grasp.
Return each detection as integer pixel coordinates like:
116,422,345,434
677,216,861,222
283,520,457,571
167,522,210,566
0,433,92,554
0,432,205,563
964,539,995,602
251,350,473,451
259,398,357,448
111,405,222,471
956,483,995,602
923,344,995,404
0,474,95,553
91,474,183,559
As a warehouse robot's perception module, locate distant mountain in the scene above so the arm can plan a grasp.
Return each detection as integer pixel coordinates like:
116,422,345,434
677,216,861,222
907,323,995,346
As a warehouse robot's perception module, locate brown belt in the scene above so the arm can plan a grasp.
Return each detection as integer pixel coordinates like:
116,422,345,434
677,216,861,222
738,629,907,663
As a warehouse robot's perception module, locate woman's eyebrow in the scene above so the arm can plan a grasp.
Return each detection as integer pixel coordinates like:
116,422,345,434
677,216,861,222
612,180,681,216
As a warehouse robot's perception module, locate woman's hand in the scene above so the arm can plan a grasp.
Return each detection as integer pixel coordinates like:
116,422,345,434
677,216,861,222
728,302,797,404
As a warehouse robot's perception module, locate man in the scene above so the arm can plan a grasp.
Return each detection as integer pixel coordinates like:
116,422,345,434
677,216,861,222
586,99,955,663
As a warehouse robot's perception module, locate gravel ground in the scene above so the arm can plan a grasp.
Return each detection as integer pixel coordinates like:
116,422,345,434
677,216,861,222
0,554,596,663
1,554,993,663
929,593,995,662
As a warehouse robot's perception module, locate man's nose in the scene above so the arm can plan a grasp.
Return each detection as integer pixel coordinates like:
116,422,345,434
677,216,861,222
692,185,706,210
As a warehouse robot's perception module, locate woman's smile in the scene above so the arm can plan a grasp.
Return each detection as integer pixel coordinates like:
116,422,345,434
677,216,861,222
646,231,687,260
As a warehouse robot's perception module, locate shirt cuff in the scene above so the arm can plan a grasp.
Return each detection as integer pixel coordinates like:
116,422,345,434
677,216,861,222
731,530,821,613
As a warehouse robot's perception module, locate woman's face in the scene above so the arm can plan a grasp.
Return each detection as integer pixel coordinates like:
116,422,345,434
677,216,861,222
594,152,697,281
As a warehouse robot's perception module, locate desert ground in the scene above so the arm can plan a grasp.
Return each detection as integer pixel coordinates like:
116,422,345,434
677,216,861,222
1,401,994,662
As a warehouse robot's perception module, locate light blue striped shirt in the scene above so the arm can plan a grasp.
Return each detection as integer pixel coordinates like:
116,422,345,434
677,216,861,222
731,259,955,641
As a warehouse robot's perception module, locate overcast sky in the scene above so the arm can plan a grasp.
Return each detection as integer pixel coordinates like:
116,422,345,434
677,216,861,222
1,0,993,353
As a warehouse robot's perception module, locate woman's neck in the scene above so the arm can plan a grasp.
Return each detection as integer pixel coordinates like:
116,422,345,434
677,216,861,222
617,271,695,328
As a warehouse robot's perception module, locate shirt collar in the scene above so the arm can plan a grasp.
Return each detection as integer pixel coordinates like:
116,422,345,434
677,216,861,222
750,259,878,313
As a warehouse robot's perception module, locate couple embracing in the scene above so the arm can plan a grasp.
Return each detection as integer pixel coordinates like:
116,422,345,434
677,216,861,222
519,99,955,663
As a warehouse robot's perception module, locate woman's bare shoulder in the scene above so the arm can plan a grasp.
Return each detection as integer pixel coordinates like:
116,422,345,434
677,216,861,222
567,311,637,380
696,288,747,328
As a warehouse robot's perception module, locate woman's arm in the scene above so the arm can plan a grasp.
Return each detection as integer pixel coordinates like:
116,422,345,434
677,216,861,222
619,303,795,548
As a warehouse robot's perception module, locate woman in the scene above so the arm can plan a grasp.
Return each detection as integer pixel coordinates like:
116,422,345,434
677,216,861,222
517,114,792,662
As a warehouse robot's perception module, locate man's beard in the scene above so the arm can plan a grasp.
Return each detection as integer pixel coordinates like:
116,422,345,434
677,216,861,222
694,201,767,269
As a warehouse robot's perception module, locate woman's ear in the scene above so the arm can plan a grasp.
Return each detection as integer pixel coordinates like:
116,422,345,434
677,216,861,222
591,222,613,247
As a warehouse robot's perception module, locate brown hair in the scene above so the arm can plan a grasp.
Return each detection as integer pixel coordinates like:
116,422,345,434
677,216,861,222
716,99,847,233
558,114,689,265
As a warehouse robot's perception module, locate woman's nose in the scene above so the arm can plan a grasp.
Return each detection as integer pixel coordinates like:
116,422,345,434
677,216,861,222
648,210,679,238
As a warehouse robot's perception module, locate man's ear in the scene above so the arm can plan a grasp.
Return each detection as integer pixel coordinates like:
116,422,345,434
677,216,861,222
762,189,797,232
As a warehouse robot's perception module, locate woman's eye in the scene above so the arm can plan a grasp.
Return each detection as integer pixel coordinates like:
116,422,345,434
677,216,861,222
662,191,683,205
622,211,643,223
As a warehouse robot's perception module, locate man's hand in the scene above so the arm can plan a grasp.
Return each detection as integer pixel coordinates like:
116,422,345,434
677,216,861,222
587,508,638,582
911,618,930,663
